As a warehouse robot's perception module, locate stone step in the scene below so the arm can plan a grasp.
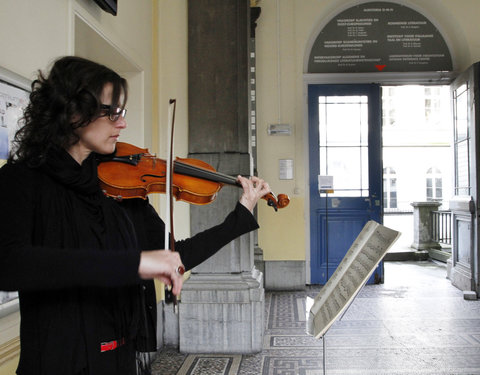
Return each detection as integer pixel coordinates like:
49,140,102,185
384,249,429,261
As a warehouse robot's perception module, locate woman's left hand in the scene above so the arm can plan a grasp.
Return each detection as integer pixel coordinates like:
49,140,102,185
237,175,271,213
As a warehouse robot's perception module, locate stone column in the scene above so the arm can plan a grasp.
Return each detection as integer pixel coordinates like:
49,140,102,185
177,0,264,354
410,201,442,250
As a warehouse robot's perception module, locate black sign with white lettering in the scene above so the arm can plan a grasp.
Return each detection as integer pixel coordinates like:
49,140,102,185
308,1,452,73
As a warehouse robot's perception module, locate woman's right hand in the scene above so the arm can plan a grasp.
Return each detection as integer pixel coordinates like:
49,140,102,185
138,250,185,296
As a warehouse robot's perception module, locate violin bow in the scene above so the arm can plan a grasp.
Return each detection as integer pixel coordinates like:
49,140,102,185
164,99,175,253
164,98,184,310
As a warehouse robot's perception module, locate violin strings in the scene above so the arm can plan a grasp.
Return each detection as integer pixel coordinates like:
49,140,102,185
174,160,239,186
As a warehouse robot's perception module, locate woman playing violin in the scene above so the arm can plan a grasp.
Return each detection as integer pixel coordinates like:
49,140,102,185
0,56,270,375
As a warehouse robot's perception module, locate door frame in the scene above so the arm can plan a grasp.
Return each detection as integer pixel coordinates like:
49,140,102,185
448,64,480,294
302,71,457,284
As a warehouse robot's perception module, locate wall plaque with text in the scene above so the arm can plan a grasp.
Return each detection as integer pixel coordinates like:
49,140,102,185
308,1,452,73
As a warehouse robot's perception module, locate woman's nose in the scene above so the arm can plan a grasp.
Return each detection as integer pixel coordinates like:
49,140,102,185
115,116,127,129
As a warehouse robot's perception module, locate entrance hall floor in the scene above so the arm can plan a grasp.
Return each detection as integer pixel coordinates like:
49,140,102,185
152,261,480,375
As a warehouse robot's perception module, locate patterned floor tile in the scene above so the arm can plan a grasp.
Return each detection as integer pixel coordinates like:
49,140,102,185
152,261,480,375
176,354,241,375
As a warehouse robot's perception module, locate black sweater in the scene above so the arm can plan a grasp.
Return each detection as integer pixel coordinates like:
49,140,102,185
0,154,258,375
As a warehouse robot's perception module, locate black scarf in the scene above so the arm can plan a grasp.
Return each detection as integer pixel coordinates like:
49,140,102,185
37,147,143,374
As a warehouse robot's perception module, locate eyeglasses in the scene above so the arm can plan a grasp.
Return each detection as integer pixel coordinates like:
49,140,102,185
99,104,127,122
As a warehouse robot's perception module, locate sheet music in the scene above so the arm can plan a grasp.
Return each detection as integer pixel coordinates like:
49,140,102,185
307,220,401,339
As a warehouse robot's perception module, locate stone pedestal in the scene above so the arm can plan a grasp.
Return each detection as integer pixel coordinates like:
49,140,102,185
179,270,264,353
410,201,442,250
176,153,264,353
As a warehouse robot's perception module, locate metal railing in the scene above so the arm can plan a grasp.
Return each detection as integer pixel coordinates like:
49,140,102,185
431,210,452,245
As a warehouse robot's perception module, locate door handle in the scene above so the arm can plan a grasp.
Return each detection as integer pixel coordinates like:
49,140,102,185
365,197,372,209
370,194,381,207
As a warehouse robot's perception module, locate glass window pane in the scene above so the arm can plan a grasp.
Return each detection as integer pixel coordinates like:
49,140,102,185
436,187,442,198
318,96,368,147
324,96,367,104
336,190,365,197
391,196,397,208
325,147,361,190
319,100,327,147
456,139,469,190
360,104,368,146
318,95,369,197
455,88,468,141
453,83,470,196
325,104,361,146
323,146,369,197
426,186,432,199
319,147,327,175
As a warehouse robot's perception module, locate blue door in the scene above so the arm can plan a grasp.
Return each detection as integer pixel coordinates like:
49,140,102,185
309,84,383,284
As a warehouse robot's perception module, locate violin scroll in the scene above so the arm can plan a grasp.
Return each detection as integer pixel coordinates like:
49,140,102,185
264,192,290,211
277,193,290,209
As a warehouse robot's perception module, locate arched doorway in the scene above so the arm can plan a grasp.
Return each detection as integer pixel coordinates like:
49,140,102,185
304,1,455,286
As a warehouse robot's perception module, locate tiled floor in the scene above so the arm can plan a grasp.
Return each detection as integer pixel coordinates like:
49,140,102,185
152,261,480,375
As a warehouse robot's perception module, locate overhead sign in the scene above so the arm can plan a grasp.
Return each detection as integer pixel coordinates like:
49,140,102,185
308,1,452,73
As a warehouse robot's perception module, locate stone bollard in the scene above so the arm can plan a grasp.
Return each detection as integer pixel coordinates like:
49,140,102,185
410,201,442,250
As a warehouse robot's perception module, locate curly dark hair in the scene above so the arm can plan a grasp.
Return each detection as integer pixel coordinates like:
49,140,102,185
9,56,128,166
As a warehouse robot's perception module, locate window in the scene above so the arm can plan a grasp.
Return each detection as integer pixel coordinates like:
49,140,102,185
424,87,443,125
382,87,396,127
453,84,470,195
426,167,443,201
383,167,397,209
318,95,369,197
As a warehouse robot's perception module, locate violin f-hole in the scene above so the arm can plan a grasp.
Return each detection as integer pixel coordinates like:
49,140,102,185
141,173,166,182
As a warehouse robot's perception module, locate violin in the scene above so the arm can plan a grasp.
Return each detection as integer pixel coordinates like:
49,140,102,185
97,142,290,211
